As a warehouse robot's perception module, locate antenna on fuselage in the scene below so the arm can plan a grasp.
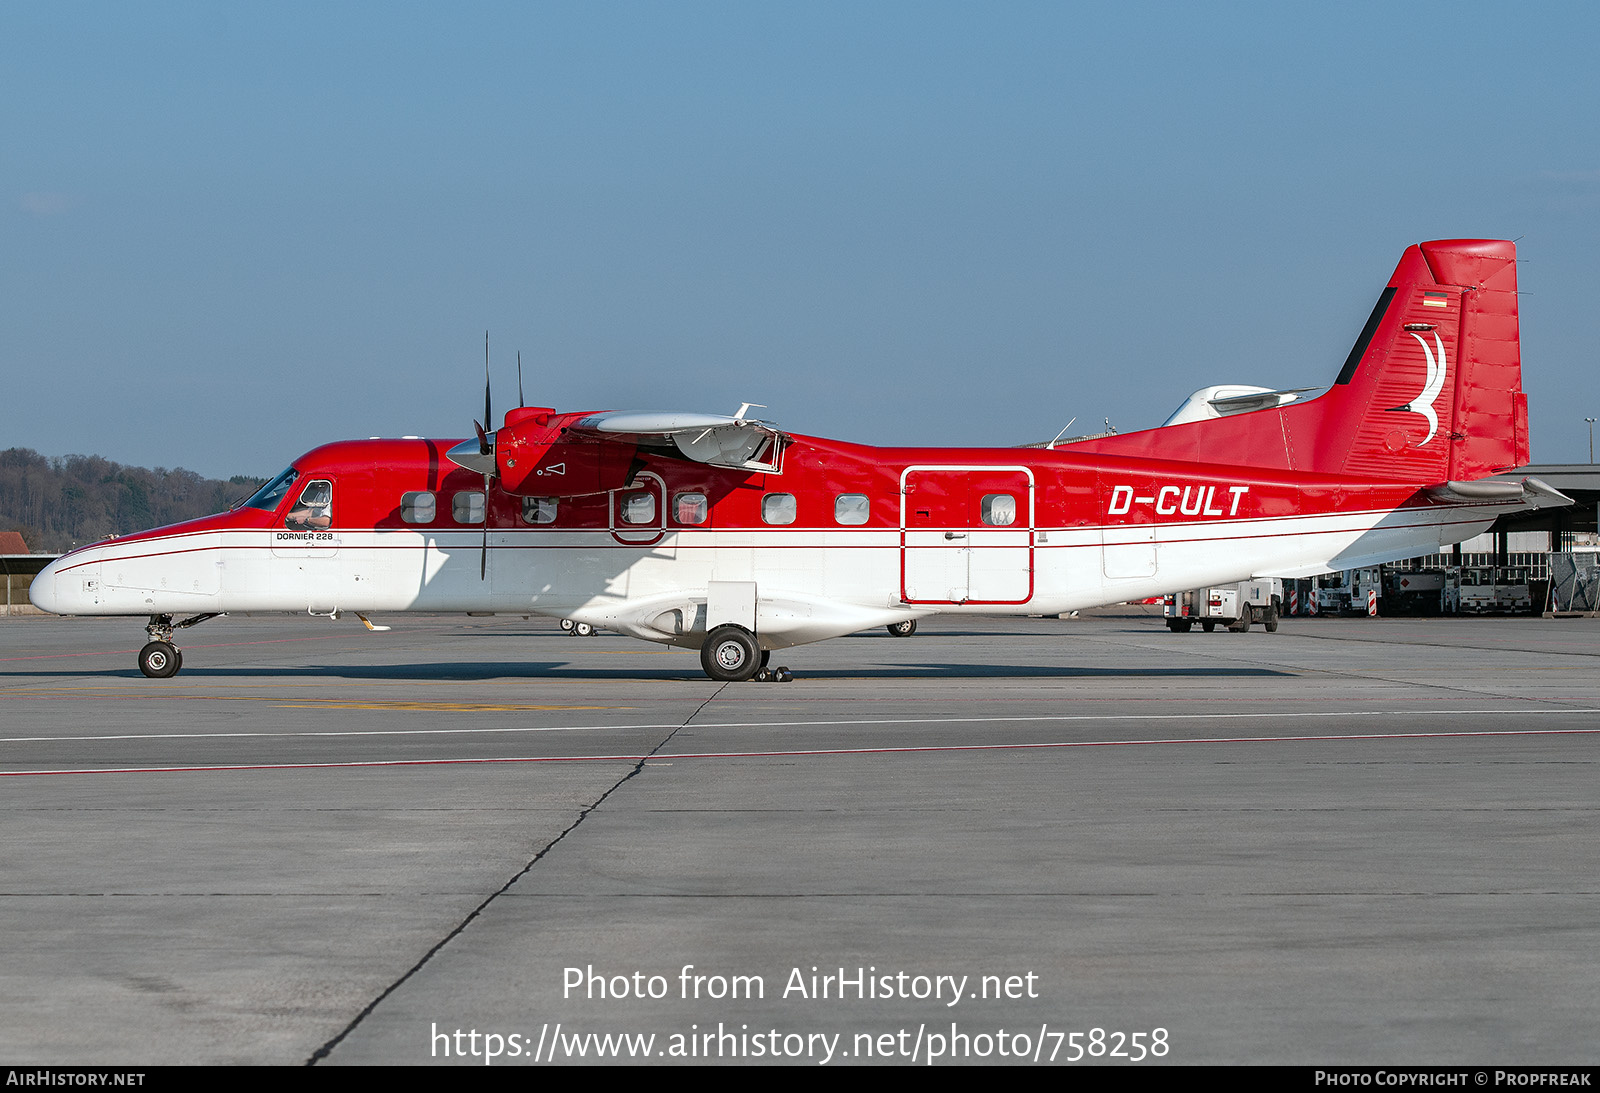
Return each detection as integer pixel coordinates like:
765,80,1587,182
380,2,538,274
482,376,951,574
1045,417,1077,450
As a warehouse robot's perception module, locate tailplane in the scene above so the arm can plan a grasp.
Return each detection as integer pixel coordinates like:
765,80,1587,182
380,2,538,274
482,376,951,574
1068,239,1528,482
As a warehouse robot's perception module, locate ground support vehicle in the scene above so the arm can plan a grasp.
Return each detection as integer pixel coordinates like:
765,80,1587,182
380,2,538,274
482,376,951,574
1164,578,1284,633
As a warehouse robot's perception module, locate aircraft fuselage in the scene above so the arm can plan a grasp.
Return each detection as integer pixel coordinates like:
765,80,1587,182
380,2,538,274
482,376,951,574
30,432,1515,652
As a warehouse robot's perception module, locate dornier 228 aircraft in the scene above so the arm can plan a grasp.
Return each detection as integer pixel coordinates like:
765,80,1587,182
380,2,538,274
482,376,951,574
31,239,1570,681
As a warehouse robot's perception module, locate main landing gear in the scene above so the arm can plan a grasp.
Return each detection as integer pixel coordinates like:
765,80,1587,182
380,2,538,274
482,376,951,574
136,613,220,678
699,624,791,683
886,619,918,637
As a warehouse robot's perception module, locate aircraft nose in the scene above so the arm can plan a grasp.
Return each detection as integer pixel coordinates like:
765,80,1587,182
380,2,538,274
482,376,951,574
27,557,61,613
28,549,102,615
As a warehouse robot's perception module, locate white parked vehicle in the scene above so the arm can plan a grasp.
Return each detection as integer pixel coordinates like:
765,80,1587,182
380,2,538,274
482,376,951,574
1164,578,1284,633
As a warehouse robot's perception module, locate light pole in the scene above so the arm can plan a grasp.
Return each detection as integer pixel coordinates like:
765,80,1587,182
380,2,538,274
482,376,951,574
1588,418,1596,464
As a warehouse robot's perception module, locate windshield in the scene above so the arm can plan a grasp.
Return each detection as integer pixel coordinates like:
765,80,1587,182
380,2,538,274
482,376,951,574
240,467,299,512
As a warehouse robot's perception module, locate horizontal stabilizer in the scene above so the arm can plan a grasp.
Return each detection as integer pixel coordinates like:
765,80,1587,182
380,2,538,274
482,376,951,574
1426,476,1572,509
1206,386,1319,414
1159,384,1317,427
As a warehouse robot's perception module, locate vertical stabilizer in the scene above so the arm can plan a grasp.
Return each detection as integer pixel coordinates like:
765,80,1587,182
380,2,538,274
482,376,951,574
1064,239,1527,483
1326,238,1523,481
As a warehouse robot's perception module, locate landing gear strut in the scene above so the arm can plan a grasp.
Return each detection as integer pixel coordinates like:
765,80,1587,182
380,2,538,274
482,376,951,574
136,613,220,678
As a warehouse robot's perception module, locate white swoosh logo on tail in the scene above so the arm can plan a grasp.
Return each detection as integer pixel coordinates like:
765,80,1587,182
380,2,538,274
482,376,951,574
1387,332,1447,444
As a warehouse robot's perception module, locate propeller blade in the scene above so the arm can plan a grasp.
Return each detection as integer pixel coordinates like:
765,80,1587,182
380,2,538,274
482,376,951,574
517,350,524,409
483,330,492,438
480,472,491,579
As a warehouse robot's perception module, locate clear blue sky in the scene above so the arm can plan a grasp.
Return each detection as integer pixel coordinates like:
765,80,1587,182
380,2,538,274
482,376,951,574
6,1,1598,478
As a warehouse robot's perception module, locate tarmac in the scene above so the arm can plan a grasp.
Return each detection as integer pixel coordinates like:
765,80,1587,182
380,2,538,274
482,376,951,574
2,608,1598,1066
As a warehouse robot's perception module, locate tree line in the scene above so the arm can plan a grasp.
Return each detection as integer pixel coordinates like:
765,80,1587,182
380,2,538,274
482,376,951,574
0,448,265,554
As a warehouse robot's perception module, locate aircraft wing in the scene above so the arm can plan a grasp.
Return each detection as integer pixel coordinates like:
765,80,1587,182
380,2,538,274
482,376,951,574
566,410,788,472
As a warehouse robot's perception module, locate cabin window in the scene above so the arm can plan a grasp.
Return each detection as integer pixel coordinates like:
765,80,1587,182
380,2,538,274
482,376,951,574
285,480,333,530
400,491,436,524
453,491,486,524
522,497,558,525
762,493,796,525
981,494,1016,526
620,491,656,525
674,492,708,525
834,494,869,525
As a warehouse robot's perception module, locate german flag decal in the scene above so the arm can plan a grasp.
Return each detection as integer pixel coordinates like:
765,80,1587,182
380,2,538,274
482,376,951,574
1422,290,1451,308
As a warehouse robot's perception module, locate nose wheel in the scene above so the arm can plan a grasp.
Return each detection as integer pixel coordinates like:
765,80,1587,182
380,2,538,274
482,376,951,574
135,612,220,678
138,641,182,679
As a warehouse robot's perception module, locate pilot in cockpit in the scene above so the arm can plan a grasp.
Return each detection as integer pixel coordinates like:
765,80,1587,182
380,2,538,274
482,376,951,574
284,480,333,530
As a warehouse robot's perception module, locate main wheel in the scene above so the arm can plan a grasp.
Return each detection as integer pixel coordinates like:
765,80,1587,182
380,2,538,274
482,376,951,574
138,641,181,679
1166,619,1192,633
573,622,595,637
887,620,917,637
559,618,575,632
700,624,762,682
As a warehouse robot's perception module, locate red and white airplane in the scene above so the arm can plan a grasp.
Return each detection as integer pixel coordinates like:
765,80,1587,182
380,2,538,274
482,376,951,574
31,238,1568,681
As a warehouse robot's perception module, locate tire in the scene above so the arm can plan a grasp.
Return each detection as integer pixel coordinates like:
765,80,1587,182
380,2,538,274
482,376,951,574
138,641,181,679
887,620,917,637
700,624,762,682
559,618,575,632
1201,620,1216,632
1228,610,1251,633
1166,619,1192,633
573,622,594,637
1264,600,1280,633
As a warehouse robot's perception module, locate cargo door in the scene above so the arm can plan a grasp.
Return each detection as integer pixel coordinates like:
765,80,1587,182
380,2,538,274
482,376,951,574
901,466,1033,605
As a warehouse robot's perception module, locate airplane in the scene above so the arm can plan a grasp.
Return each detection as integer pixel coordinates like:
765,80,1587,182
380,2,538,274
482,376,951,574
29,238,1570,682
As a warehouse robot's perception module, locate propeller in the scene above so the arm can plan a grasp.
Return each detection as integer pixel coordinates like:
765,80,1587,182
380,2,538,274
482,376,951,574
479,332,492,579
444,334,523,578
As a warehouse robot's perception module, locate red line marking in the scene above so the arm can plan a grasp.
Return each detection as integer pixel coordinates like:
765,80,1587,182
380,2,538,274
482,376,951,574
4,725,1596,778
0,633,349,663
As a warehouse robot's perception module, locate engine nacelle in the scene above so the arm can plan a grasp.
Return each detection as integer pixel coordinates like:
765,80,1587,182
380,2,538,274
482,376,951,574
496,409,639,496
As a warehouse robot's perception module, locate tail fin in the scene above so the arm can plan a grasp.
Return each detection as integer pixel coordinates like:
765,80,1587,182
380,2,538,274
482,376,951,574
1068,239,1528,482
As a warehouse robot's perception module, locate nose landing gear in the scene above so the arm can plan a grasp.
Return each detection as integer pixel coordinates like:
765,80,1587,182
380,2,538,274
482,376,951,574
138,641,182,678
136,613,221,678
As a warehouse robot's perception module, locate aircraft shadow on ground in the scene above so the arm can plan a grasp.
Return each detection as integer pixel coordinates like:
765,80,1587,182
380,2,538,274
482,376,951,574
7,662,1292,681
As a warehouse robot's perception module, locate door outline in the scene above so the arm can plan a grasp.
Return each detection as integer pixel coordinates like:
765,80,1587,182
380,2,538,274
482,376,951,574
899,464,1035,605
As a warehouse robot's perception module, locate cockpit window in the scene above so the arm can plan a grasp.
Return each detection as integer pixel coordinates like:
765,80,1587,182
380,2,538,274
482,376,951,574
285,480,333,530
241,467,299,512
